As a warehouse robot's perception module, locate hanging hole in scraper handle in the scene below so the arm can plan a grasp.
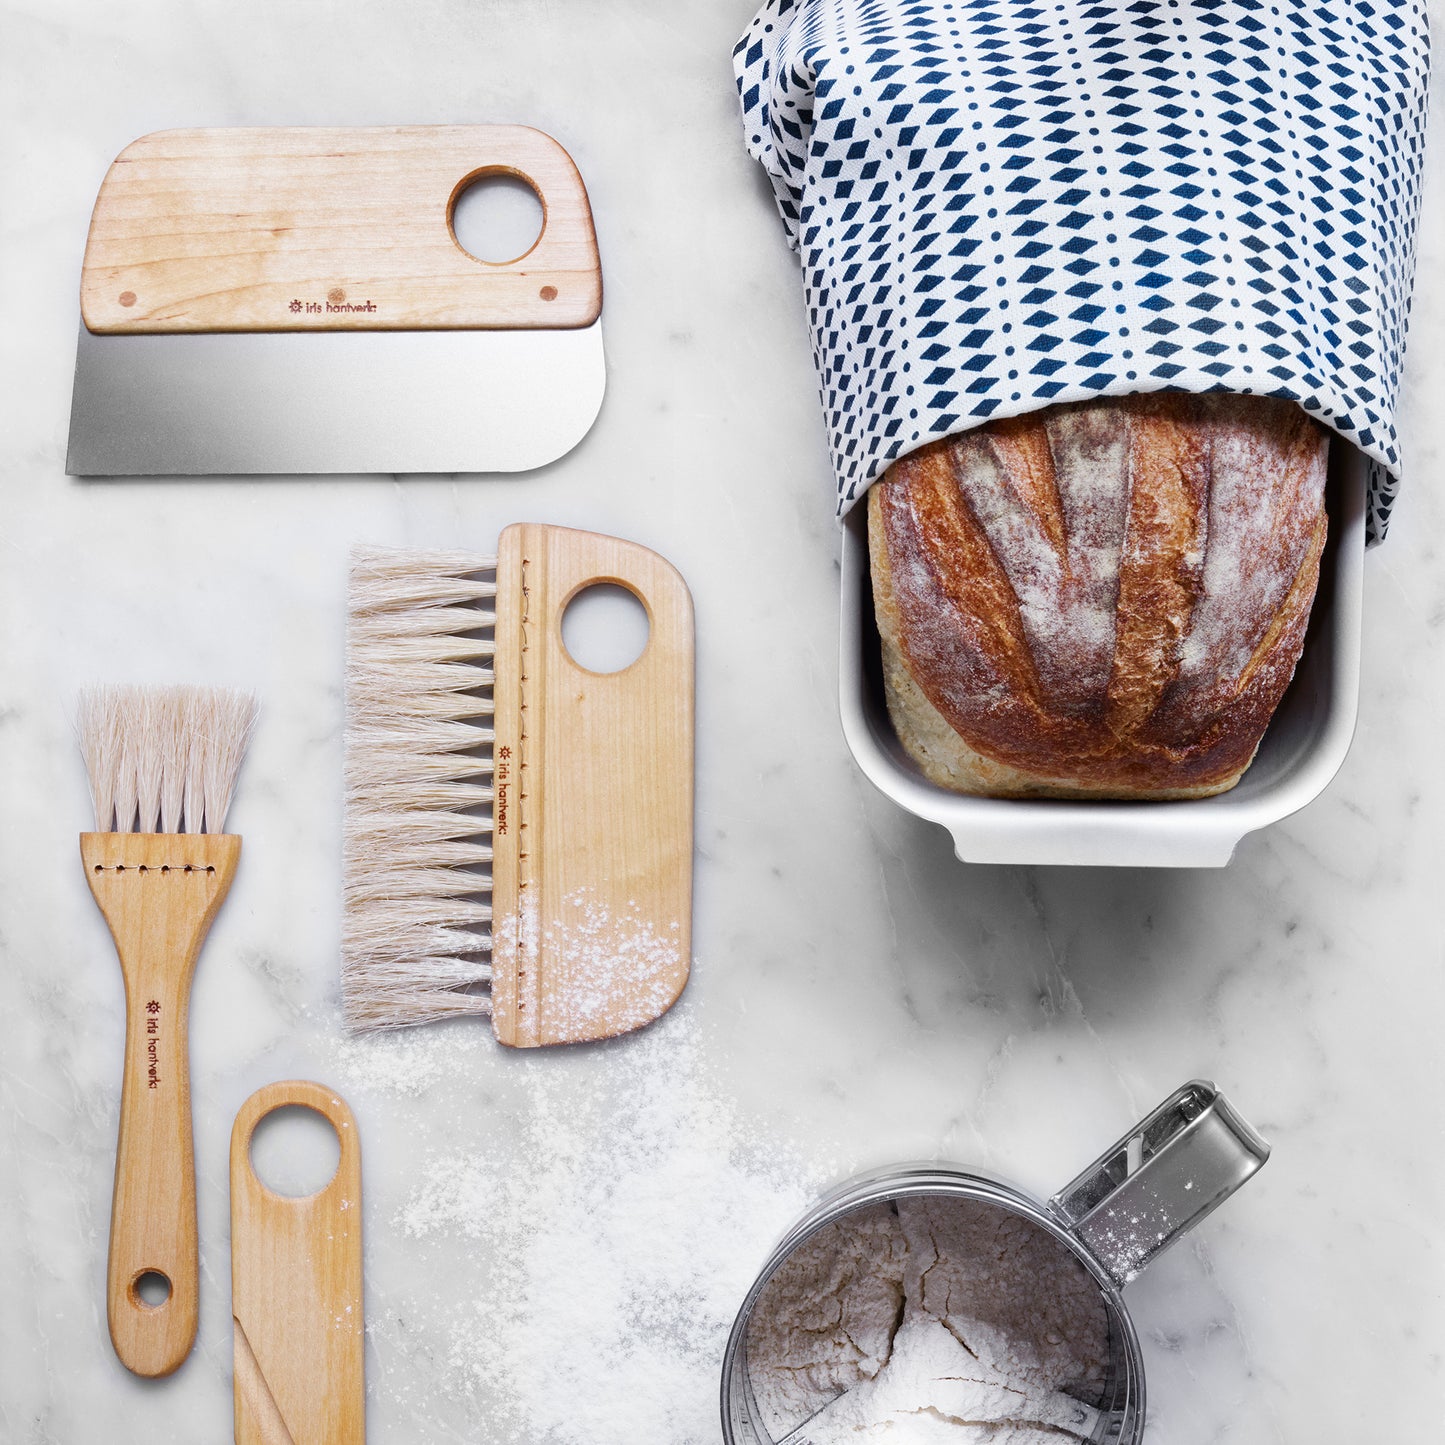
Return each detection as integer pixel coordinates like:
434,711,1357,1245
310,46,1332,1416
450,171,545,264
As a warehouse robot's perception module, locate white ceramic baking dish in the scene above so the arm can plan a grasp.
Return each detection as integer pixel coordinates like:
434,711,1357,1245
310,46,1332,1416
838,442,1366,868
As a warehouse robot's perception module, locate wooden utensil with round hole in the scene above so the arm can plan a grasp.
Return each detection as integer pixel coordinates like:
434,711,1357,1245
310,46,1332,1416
341,526,695,1042
231,1081,365,1445
79,125,601,333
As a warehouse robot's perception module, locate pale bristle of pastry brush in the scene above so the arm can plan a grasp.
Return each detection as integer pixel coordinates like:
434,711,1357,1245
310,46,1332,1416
342,548,500,1032
77,685,258,834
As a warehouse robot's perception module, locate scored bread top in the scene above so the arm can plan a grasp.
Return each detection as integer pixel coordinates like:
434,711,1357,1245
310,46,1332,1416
869,394,1329,798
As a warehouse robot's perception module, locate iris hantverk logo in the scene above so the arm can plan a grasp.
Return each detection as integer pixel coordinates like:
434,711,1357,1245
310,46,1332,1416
495,746,512,835
288,288,378,316
144,999,161,1089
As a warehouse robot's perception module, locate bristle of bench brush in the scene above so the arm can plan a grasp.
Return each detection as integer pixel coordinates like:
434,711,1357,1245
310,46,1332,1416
342,549,499,1032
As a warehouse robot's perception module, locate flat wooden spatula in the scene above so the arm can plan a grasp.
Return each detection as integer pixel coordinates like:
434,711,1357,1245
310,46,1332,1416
231,1081,365,1444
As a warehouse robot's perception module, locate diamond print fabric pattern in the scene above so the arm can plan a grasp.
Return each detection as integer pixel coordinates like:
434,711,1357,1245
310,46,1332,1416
735,0,1429,542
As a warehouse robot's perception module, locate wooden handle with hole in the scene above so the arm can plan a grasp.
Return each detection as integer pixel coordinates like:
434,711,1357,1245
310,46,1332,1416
82,831,241,1377
490,525,695,1047
80,125,601,334
232,1082,365,1445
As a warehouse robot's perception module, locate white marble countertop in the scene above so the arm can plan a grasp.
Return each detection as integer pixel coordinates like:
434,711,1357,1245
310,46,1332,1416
3,2,1444,1441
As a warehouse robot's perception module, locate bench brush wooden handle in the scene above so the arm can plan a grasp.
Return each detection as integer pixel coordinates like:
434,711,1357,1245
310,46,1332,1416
489,524,695,1047
82,831,241,1378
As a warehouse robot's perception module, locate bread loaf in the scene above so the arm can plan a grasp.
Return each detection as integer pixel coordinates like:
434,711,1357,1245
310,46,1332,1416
868,394,1328,800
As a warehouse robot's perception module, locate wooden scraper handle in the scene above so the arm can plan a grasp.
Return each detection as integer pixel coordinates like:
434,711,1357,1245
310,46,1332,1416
80,125,601,334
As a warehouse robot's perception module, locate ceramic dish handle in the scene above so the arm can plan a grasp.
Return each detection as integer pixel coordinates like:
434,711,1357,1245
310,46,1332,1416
1048,1080,1270,1289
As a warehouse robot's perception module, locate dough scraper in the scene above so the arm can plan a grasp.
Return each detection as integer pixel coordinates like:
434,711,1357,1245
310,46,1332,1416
66,125,605,477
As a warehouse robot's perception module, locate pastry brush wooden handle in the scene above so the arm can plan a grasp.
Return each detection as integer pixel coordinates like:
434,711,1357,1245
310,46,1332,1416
82,832,241,1377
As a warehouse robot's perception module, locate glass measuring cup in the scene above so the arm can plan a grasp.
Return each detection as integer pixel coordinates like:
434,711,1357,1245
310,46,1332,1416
721,1080,1269,1444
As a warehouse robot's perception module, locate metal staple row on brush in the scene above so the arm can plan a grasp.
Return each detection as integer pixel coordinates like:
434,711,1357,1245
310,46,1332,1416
342,548,502,1031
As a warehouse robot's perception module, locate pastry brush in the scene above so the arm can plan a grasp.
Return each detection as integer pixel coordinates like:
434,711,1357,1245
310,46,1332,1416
78,685,257,1377
342,526,694,1045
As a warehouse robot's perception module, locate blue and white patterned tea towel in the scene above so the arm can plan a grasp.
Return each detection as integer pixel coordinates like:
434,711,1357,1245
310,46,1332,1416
735,0,1429,542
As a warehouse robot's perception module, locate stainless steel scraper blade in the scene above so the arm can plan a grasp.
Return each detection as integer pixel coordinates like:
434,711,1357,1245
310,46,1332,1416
66,323,605,476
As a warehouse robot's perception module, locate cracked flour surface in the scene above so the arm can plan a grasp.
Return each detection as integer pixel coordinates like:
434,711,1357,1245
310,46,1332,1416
746,1198,1110,1442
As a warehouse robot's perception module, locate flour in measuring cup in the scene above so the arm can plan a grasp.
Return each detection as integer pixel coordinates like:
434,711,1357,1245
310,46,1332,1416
746,1197,1110,1442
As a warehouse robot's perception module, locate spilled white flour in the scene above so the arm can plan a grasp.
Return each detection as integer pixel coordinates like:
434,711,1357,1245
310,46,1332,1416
385,1007,830,1444
491,887,687,1038
747,1198,1110,1443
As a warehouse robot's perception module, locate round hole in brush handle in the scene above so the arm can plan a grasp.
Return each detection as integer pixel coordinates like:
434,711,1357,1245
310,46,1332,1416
106,935,200,1378
83,831,242,1377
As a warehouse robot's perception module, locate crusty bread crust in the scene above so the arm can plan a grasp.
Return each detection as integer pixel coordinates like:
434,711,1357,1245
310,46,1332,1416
868,394,1328,800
